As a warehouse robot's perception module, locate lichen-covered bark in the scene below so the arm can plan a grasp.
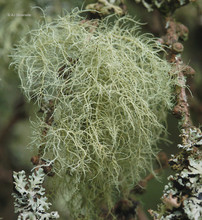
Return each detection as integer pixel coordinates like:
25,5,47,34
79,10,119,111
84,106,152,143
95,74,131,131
135,0,195,15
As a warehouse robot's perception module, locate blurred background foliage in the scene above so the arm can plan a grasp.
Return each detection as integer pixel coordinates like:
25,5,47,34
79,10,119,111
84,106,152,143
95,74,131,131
0,0,201,219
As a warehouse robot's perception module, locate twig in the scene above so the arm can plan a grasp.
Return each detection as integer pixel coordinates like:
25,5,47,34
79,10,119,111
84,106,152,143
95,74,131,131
160,17,195,129
149,8,202,220
133,152,169,194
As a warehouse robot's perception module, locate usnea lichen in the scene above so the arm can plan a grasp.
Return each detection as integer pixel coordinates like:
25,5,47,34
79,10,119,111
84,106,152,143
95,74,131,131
12,10,175,219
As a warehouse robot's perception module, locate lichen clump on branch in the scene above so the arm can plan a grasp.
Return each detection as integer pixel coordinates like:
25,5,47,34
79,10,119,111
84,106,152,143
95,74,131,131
12,10,174,219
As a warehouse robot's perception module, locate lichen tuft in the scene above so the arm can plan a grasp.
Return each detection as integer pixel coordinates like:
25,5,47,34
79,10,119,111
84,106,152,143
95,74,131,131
12,10,175,219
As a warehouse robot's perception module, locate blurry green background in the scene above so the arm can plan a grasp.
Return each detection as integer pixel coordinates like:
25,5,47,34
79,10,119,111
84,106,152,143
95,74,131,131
0,0,202,219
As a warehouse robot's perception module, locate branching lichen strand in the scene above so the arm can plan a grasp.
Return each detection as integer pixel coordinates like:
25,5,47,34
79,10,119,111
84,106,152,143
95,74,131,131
11,11,175,219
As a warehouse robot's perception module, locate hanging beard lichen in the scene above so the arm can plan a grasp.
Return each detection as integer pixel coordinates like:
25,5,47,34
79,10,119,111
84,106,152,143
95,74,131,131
11,10,175,219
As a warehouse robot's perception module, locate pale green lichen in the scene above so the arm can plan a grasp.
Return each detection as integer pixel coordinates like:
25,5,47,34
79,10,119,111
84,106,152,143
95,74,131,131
12,168,59,219
86,0,125,17
150,128,202,220
12,10,175,219
135,0,194,14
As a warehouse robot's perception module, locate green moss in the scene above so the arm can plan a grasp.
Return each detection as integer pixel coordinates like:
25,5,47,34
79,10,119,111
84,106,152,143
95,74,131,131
12,10,175,219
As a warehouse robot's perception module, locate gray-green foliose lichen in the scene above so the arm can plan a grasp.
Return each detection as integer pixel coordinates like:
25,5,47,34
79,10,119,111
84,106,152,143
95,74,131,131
86,0,125,17
150,127,202,220
12,168,59,219
135,0,194,14
11,10,175,219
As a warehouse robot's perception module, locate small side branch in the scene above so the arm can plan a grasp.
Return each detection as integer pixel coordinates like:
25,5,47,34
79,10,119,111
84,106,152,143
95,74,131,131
149,13,202,220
